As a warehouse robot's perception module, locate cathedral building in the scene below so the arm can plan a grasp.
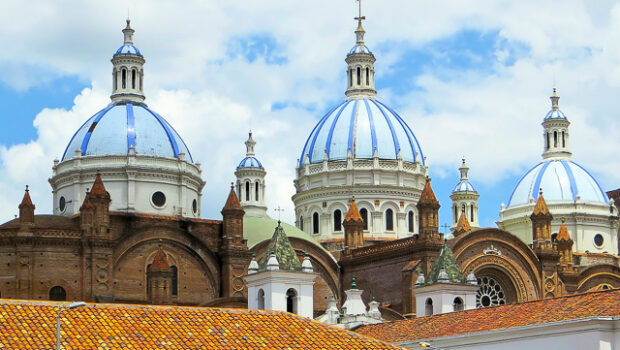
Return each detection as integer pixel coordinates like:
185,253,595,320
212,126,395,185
0,4,618,324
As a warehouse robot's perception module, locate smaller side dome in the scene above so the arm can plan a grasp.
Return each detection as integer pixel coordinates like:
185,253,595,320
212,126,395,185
544,88,567,120
238,157,263,169
115,44,142,56
452,159,477,193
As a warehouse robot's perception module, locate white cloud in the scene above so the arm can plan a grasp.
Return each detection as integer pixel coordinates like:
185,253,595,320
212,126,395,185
0,0,618,224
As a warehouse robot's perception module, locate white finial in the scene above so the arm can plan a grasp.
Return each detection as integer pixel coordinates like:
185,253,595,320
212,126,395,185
123,19,134,45
415,270,426,286
266,252,279,271
459,158,469,180
245,131,256,157
301,252,313,273
467,269,477,285
248,254,259,274
550,87,560,111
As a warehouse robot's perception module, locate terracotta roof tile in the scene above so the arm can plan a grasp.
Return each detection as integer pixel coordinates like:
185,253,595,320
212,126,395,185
418,178,438,203
454,210,471,234
89,173,109,196
223,186,242,209
532,192,550,215
357,288,620,344
557,217,571,241
0,299,403,349
345,199,363,222
19,189,34,208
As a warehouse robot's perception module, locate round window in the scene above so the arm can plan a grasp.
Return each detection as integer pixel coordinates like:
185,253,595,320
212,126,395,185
192,199,198,214
152,191,166,207
594,234,604,248
59,196,66,212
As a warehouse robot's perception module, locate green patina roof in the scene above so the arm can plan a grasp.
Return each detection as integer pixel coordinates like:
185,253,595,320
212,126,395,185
243,216,334,260
426,243,466,284
258,222,302,271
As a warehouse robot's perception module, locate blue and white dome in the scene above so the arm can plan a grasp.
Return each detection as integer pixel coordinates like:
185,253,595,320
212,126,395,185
238,156,263,169
544,108,567,120
349,44,371,55
62,102,192,162
115,44,142,56
454,180,475,192
508,159,608,207
299,98,424,166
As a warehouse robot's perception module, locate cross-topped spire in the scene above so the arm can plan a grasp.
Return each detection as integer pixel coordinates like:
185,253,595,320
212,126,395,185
274,206,284,222
354,0,366,45
355,0,366,25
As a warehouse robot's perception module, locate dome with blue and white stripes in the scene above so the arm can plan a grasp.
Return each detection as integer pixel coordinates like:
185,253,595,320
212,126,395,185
454,181,475,192
238,156,263,169
507,159,608,207
298,97,424,166
115,44,142,56
62,102,193,162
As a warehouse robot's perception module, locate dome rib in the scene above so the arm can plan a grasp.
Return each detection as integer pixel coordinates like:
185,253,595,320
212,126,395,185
369,99,399,159
299,97,424,166
507,160,608,207
61,102,193,162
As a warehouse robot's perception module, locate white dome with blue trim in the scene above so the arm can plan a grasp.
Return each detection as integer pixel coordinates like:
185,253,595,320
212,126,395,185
62,101,192,162
508,159,608,207
454,180,475,192
115,44,142,56
238,156,263,169
299,97,424,166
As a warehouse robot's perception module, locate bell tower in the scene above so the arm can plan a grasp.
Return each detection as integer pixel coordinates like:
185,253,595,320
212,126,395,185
110,20,146,103
345,0,376,98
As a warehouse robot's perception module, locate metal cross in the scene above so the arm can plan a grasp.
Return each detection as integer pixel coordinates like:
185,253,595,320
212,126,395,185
355,0,365,23
440,223,450,234
274,206,284,221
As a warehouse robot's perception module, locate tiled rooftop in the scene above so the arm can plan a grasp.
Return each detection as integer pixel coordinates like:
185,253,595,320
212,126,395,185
357,288,620,344
0,299,403,349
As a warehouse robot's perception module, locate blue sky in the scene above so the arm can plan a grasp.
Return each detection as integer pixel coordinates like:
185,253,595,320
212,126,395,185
0,1,618,230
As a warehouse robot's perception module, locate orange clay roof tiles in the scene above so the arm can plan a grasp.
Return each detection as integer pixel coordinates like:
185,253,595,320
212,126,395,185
223,187,242,209
89,173,109,196
532,193,550,215
345,200,363,221
357,288,620,344
418,178,438,203
557,218,571,241
19,190,34,207
0,299,404,349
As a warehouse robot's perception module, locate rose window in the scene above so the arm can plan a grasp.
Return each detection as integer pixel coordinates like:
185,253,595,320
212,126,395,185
476,276,506,307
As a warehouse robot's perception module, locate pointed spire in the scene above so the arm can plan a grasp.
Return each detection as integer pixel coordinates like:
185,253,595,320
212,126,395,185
224,183,242,209
550,87,560,111
258,224,301,271
19,185,34,208
89,173,109,197
123,19,135,45
557,217,571,241
345,0,376,98
245,131,256,157
354,0,366,45
453,209,471,237
459,158,469,180
533,189,550,216
345,198,363,222
419,177,438,203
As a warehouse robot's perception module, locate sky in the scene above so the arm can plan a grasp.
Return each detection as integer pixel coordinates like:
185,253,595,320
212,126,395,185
0,0,618,232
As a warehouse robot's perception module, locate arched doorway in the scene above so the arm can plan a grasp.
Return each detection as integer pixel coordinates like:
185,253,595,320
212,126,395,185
49,286,67,301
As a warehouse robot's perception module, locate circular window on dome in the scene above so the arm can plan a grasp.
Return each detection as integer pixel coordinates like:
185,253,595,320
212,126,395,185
59,196,66,213
594,234,604,248
192,199,198,214
152,191,166,208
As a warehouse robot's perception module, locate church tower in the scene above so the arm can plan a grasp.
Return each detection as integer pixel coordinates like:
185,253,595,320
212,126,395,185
235,132,268,217
450,159,479,231
542,88,570,160
110,20,145,103
245,223,315,318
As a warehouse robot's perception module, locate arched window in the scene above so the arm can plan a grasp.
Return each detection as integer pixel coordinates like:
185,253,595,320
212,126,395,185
461,204,466,218
113,69,117,90
366,67,369,85
245,181,250,201
385,209,394,231
286,288,297,314
333,209,342,231
562,131,565,147
132,69,136,89
171,265,178,296
545,132,550,150
255,181,259,201
140,71,143,90
453,297,464,311
454,205,458,223
121,68,126,89
258,289,265,309
408,211,414,233
349,69,353,87
357,67,361,85
146,263,152,298
471,205,475,222
49,286,66,301
237,183,242,199
360,208,368,230
425,298,433,315
313,212,320,234
299,216,304,231
554,131,558,147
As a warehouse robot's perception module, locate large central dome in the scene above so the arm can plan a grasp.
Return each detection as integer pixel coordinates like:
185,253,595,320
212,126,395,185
62,101,192,161
299,97,423,166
